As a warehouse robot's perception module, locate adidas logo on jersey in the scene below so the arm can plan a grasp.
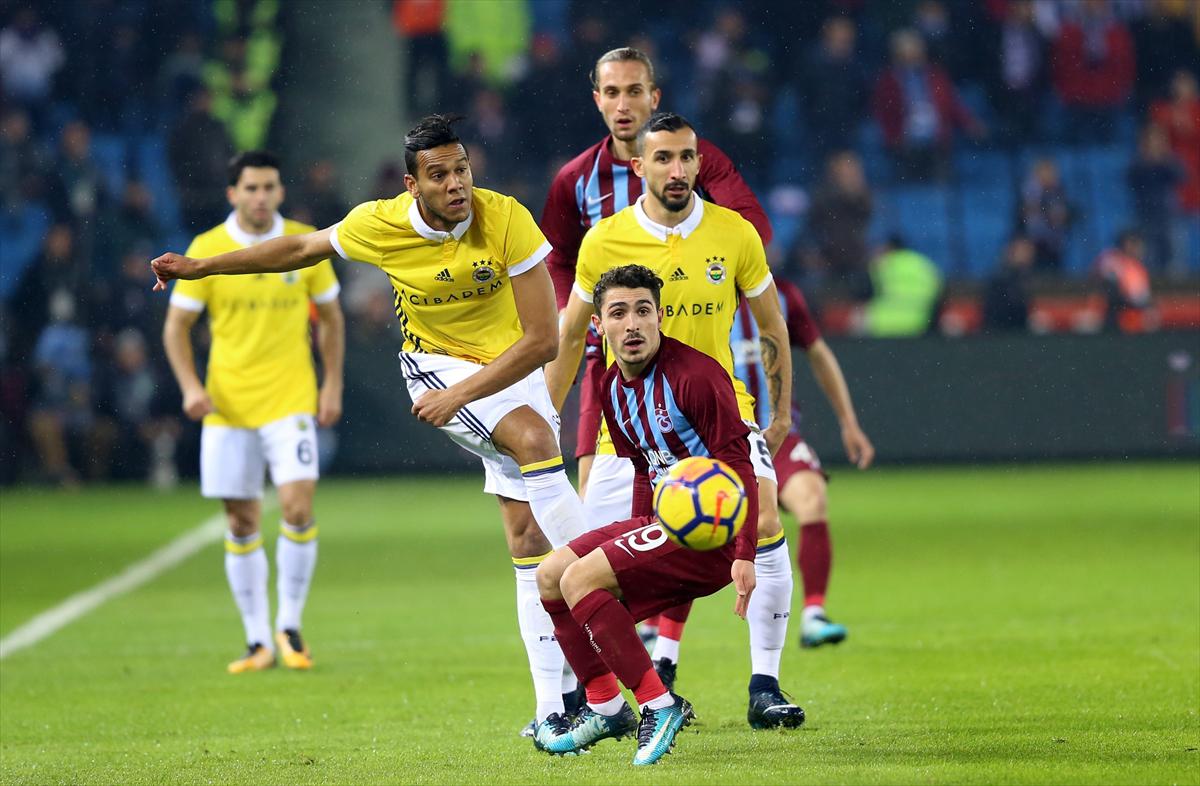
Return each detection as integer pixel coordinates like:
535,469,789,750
434,268,454,282
668,267,688,282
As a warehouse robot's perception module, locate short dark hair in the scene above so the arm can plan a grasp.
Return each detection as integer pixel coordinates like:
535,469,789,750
404,114,466,176
228,150,282,186
591,47,657,90
593,264,664,312
635,112,695,156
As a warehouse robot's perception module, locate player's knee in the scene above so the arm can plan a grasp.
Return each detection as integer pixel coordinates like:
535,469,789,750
536,552,568,599
280,499,312,527
225,509,259,538
785,472,828,523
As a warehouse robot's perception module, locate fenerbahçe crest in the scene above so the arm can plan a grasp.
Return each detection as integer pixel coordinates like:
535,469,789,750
472,259,497,283
705,257,727,285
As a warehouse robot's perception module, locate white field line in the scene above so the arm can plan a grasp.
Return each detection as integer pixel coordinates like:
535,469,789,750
1,508,239,660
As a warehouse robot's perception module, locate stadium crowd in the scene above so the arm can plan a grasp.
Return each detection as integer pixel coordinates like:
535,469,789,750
1,0,1198,486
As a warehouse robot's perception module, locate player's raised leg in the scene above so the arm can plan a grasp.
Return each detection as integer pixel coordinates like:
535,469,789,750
780,469,847,648
745,476,804,728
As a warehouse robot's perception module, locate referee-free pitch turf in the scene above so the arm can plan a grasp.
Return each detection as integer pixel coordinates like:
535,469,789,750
1,463,1197,785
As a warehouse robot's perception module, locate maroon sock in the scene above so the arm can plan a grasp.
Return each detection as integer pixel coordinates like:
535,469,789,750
571,589,656,690
541,596,612,686
631,666,669,706
658,600,693,640
799,520,832,607
584,672,620,705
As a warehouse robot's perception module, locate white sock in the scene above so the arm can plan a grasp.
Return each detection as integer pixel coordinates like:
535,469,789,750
588,694,626,716
515,564,565,722
561,668,578,695
748,539,792,678
519,458,588,548
224,533,271,649
651,635,681,664
642,692,674,711
275,520,318,632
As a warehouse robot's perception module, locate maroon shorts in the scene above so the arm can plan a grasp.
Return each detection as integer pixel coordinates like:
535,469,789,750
567,516,734,621
773,431,827,489
574,327,606,459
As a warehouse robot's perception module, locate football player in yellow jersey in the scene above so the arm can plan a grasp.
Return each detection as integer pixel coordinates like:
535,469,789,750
545,113,805,729
153,116,592,735
162,151,345,674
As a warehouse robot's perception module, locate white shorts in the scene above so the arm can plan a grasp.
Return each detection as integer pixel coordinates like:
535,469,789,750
584,421,777,527
200,414,319,499
399,351,560,502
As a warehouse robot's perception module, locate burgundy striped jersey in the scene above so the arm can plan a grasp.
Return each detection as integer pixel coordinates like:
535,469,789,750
601,335,759,562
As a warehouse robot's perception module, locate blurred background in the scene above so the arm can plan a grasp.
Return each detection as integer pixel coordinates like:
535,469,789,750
0,0,1197,487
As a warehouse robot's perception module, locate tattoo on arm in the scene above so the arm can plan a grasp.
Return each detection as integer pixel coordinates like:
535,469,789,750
760,334,783,421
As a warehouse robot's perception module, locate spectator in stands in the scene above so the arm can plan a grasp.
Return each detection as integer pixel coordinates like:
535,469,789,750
1127,123,1185,272
85,21,152,134
11,224,85,360
94,242,164,341
983,0,1050,147
1095,230,1154,333
982,233,1036,332
50,121,105,228
512,34,575,160
1019,158,1075,271
393,0,449,116
27,291,112,487
169,85,234,232
1150,69,1200,261
462,88,521,183
96,328,179,486
807,150,874,292
865,235,943,337
872,29,985,182
1130,1,1199,113
0,9,64,129
0,108,51,209
292,159,349,230
157,31,206,121
1051,0,1135,143
106,182,163,273
801,16,869,164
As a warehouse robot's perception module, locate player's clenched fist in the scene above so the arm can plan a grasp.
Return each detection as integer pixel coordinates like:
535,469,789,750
150,253,200,290
181,386,214,421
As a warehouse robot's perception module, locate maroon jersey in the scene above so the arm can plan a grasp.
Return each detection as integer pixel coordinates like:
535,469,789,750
542,134,772,457
600,335,759,562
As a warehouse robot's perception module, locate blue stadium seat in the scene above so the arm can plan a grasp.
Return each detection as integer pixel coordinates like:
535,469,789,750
90,133,129,199
885,184,951,270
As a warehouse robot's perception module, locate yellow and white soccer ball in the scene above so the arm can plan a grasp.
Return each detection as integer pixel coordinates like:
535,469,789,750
653,456,748,551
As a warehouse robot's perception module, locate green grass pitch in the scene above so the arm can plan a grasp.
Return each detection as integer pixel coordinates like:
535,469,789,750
1,462,1197,785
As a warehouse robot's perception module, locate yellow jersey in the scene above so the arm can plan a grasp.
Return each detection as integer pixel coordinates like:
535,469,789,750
171,213,340,429
574,194,772,454
330,188,551,364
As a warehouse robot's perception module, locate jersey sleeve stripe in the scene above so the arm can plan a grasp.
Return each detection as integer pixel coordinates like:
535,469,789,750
328,222,366,263
168,292,206,312
743,272,774,299
311,282,341,304
573,282,593,303
508,241,552,277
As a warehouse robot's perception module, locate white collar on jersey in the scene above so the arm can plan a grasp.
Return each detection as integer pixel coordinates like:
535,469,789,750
224,211,285,247
408,197,474,242
632,192,704,242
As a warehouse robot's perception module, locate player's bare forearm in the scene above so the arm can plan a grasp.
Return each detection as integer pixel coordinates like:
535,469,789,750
808,339,875,468
162,307,203,395
151,229,335,289
545,293,592,411
315,300,345,426
747,284,793,442
807,339,859,429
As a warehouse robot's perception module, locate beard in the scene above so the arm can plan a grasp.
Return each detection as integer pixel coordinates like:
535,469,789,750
652,181,692,213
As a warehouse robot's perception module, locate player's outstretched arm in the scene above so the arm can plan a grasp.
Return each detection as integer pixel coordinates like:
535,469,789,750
544,292,593,412
806,338,875,469
151,228,337,290
746,281,794,454
411,262,559,428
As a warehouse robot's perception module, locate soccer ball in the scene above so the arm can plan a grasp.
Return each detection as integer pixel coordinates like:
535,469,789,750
653,456,748,551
